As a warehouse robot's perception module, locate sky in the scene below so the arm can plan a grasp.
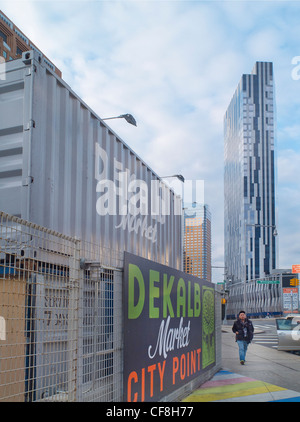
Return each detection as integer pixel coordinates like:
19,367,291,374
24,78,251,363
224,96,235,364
1,0,300,283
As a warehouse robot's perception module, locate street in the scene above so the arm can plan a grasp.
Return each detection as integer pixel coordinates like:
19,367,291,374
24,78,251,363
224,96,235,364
221,321,300,393
224,318,300,356
254,318,300,357
236,318,300,356
252,319,279,350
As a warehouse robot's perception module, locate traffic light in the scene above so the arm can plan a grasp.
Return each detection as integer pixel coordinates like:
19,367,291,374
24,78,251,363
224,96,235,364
221,297,227,320
290,278,299,286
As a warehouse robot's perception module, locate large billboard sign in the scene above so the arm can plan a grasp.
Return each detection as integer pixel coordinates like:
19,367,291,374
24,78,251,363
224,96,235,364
123,252,215,402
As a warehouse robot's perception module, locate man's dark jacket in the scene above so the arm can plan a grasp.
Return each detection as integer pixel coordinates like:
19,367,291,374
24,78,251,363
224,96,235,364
232,318,254,343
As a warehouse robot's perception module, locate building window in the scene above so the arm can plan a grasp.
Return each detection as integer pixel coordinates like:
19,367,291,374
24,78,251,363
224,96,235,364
0,29,7,43
16,46,23,56
3,50,7,59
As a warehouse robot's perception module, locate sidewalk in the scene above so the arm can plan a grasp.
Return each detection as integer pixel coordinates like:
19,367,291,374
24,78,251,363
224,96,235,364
182,325,300,402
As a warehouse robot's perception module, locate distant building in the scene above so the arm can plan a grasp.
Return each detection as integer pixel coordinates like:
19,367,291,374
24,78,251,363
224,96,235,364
0,9,61,77
224,62,277,284
184,203,211,282
225,269,298,318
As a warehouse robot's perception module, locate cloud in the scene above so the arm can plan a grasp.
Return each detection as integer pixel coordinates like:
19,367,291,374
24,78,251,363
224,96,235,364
277,149,300,267
1,0,300,279
278,149,300,186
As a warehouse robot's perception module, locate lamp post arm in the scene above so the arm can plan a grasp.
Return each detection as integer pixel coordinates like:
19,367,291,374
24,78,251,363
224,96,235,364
102,114,137,126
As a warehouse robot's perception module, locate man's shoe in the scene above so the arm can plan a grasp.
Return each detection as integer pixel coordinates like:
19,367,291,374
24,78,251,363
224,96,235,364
240,360,245,365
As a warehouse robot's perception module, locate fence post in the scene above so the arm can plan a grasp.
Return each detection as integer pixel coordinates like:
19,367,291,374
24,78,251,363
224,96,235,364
67,238,80,401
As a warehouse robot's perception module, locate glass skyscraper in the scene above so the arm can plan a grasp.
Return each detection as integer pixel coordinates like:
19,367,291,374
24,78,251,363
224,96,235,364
184,203,211,282
224,62,277,284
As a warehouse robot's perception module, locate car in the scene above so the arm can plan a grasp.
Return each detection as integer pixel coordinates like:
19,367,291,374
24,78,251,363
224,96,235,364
276,315,300,351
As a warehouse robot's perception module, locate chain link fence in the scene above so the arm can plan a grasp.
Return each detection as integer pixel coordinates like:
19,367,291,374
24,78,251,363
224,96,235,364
0,211,123,402
0,211,222,402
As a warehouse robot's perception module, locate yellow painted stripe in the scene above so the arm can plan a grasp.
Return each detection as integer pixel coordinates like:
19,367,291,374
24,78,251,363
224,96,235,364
182,381,286,402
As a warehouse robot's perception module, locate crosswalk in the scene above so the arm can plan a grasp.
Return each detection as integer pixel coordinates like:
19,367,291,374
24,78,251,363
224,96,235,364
254,324,275,329
253,324,278,349
253,335,278,348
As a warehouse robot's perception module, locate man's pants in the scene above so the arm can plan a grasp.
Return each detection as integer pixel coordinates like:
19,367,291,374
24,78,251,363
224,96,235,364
237,340,248,361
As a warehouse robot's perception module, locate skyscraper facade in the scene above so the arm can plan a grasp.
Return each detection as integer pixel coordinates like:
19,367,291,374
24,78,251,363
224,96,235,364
184,203,211,282
224,62,277,284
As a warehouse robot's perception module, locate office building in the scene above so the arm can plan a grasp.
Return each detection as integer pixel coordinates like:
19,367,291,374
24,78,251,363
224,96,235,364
184,203,211,282
0,10,61,77
224,62,277,284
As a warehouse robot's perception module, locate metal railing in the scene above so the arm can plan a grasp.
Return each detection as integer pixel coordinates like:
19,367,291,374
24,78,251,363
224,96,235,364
0,211,123,402
226,279,282,319
0,211,222,402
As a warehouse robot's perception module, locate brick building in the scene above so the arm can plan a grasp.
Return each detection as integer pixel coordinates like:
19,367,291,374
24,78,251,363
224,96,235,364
0,9,61,77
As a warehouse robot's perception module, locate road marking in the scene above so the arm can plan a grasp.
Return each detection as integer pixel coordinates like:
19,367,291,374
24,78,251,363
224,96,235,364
254,325,275,329
254,336,278,340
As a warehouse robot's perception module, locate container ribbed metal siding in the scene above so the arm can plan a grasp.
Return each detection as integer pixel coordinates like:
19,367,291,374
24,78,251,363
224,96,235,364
0,51,182,270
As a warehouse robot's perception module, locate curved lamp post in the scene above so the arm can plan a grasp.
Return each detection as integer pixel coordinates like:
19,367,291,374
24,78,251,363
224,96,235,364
102,114,137,126
161,174,185,183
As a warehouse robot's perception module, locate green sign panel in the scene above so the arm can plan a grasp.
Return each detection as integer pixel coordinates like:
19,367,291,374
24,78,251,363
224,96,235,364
257,280,280,284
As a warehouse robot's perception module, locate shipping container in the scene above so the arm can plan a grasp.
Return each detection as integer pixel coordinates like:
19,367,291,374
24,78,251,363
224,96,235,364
0,51,182,270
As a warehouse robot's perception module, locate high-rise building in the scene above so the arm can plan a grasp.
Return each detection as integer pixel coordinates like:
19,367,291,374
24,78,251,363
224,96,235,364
0,10,61,77
184,203,211,282
224,62,277,284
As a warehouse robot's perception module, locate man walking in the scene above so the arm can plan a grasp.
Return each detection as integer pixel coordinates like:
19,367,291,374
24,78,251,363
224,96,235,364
232,311,254,365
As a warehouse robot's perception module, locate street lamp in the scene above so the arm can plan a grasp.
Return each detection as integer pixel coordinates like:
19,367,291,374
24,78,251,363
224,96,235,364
102,114,137,126
161,174,185,183
243,223,278,310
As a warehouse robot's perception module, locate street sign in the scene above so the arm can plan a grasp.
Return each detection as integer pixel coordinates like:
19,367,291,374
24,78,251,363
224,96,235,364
256,280,280,284
283,288,299,314
292,265,300,274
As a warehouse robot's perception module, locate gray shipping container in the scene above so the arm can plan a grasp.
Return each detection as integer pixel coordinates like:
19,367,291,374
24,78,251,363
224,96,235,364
0,51,182,269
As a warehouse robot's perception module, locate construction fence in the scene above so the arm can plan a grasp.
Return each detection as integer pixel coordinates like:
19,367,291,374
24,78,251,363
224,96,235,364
0,211,123,402
0,211,222,402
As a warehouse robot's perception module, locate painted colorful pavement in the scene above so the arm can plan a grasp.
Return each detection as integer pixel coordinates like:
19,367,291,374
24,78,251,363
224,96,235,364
182,370,300,402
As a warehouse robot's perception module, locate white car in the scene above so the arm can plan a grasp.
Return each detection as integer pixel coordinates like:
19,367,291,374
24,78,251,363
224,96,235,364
276,315,300,351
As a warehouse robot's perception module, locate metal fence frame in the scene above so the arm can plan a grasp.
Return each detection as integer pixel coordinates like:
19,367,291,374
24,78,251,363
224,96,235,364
0,211,221,402
0,211,123,402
